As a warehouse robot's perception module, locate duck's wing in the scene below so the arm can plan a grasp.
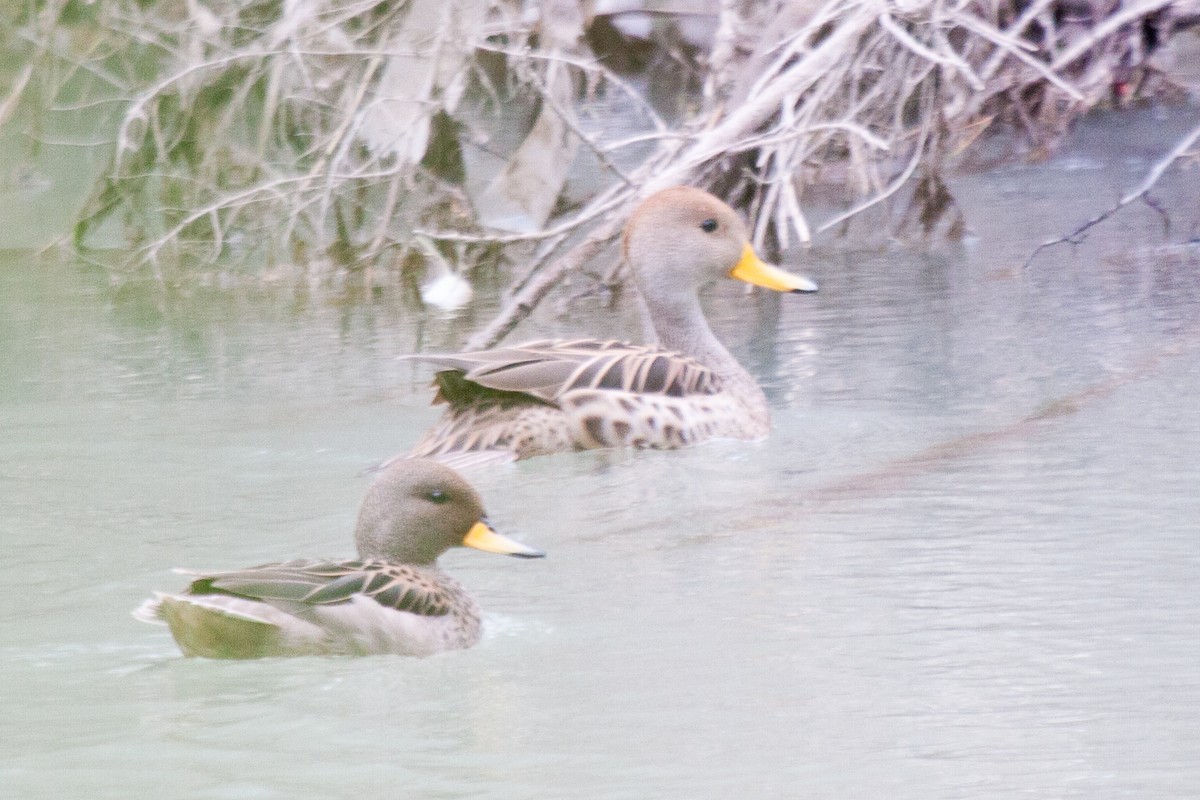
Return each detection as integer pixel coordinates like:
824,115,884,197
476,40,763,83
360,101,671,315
396,340,724,464
185,559,453,617
412,338,720,407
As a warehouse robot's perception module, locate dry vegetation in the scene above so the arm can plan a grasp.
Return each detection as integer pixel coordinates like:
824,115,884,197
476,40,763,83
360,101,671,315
3,0,1198,339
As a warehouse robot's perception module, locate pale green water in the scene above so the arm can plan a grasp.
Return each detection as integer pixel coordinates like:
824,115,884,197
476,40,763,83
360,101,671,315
3,108,1200,798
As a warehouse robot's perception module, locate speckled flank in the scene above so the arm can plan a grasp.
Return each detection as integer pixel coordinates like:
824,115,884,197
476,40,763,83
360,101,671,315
562,388,764,449
409,402,575,461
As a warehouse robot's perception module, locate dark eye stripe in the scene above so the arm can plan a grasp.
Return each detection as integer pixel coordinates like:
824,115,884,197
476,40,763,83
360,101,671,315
428,489,448,503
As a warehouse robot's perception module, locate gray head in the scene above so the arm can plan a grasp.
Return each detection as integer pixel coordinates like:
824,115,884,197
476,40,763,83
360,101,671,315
622,187,818,302
354,459,543,565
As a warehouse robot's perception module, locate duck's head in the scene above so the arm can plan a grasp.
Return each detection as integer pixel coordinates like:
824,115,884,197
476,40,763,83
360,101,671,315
622,187,818,298
354,459,544,565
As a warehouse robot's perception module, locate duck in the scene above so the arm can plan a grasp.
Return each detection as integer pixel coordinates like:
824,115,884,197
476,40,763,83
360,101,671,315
397,186,818,467
133,460,544,658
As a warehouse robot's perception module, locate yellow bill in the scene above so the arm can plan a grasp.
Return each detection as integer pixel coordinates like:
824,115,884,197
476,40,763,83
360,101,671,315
730,242,818,293
462,519,545,558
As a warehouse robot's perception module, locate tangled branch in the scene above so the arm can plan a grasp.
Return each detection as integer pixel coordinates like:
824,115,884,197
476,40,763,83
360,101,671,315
3,0,1192,332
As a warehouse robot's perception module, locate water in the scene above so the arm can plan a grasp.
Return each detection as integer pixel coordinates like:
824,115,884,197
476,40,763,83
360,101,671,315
3,108,1200,798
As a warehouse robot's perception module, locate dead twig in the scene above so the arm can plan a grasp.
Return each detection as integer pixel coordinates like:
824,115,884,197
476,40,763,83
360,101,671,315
1023,118,1200,268
464,215,625,350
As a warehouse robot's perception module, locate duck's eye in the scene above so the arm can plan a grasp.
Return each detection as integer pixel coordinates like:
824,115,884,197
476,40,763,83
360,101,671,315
700,219,718,233
427,489,448,504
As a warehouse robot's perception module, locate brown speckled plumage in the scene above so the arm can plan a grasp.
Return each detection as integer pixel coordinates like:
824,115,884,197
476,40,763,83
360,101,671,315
396,187,817,467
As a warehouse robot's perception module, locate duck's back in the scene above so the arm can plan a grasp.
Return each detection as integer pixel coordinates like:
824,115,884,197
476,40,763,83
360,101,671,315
140,560,483,658
405,338,764,465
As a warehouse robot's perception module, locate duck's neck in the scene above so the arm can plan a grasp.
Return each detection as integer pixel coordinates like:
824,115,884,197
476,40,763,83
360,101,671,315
647,290,764,404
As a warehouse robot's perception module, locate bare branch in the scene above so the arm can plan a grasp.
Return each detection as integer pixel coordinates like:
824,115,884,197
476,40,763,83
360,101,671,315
20,0,1172,306
464,215,625,350
1023,118,1200,268
1049,0,1175,70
